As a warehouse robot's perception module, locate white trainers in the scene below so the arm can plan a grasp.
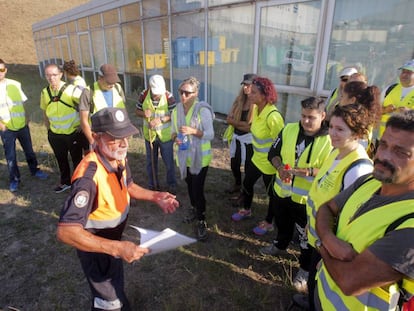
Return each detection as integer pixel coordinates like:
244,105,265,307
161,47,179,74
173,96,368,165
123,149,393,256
293,268,309,293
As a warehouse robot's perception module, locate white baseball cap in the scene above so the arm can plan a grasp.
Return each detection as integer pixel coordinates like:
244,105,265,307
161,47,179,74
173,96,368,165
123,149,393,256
149,75,166,95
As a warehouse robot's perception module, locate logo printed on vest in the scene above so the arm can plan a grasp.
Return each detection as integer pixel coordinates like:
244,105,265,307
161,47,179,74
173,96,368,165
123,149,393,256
74,190,90,208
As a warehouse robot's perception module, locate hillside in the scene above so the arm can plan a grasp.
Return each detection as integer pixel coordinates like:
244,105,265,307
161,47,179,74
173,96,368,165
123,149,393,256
0,0,89,65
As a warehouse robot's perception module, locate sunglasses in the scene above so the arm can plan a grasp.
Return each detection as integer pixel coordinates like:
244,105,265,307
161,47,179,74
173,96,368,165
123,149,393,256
179,90,195,97
0,68,6,72
340,77,349,82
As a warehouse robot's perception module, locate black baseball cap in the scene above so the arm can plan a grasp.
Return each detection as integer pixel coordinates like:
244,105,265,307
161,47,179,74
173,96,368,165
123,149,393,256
240,73,258,85
91,108,138,138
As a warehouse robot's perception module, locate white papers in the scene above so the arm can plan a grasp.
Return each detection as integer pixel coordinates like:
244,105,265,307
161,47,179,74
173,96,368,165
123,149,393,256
130,225,197,256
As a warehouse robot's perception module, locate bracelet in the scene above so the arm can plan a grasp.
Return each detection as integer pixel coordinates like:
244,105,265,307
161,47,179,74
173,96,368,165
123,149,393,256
309,167,314,177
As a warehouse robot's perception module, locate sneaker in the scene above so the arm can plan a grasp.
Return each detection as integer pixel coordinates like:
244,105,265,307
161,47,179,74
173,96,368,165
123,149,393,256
291,293,310,310
54,184,71,193
183,207,196,223
253,221,274,236
231,209,252,221
260,243,286,256
196,220,208,241
34,170,48,180
293,268,309,293
9,180,19,192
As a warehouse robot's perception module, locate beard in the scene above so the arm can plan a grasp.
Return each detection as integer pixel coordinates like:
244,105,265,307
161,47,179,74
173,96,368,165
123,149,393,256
100,142,128,161
373,159,395,184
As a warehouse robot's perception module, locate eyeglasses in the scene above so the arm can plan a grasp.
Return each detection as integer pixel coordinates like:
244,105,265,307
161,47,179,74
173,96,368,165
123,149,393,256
0,68,6,72
45,73,60,78
340,77,349,82
179,90,195,97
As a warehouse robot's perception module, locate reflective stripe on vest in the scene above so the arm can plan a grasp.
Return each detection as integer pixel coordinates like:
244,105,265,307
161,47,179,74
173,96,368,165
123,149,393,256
379,84,414,138
273,123,332,203
142,91,171,142
317,177,414,310
172,103,212,167
0,80,26,130
251,104,284,175
92,82,125,113
44,84,80,134
72,152,130,230
307,145,371,247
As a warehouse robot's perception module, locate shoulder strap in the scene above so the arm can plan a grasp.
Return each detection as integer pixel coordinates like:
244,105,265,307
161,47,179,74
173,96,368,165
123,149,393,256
385,83,398,97
46,83,76,111
89,83,124,113
385,212,414,234
341,158,372,190
89,83,95,113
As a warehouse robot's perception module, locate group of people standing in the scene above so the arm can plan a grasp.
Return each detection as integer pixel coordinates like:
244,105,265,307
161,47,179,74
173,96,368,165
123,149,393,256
3,55,414,310
225,59,414,311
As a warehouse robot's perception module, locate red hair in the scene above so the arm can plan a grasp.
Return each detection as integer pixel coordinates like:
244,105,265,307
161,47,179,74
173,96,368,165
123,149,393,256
252,77,278,103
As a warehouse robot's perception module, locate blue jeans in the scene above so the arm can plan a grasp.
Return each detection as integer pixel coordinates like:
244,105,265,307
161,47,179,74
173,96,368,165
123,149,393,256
145,138,176,189
0,125,39,182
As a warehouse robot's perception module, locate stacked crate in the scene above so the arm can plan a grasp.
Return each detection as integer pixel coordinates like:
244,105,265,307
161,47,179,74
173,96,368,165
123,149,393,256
172,37,191,68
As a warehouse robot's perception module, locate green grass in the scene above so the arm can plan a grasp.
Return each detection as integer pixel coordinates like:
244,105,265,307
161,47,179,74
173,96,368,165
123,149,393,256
0,65,300,311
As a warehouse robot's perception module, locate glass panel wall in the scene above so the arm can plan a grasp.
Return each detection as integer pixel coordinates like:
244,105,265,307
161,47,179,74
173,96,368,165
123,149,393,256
208,4,255,114
142,0,168,17
121,3,141,22
104,26,124,70
258,1,321,90
171,0,204,13
103,9,119,26
122,21,144,95
32,0,414,116
171,12,205,100
91,29,105,69
79,33,92,68
143,18,171,91
69,34,81,66
325,0,414,91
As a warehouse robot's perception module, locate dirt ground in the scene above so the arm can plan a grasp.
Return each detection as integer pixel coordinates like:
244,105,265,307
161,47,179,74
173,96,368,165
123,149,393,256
0,3,301,310
0,0,89,65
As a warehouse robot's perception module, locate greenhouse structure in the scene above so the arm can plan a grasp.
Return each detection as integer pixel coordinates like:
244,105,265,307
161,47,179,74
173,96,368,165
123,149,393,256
32,0,414,121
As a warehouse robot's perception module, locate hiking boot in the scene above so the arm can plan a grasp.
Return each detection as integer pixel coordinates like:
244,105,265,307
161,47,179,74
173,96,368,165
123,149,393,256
293,268,309,293
253,221,274,236
196,220,208,241
260,243,286,256
231,208,252,221
183,207,196,223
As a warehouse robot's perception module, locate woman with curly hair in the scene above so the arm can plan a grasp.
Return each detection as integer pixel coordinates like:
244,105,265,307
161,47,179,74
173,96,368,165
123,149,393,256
339,81,382,156
292,102,378,310
63,59,87,89
232,76,284,221
224,73,256,195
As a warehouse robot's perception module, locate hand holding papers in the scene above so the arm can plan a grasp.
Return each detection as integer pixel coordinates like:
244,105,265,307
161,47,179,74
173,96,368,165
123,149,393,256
130,226,197,256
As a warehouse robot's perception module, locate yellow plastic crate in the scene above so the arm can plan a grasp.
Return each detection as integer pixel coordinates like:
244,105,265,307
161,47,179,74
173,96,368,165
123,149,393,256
218,35,226,50
199,51,215,66
154,53,167,69
220,49,232,63
145,54,155,69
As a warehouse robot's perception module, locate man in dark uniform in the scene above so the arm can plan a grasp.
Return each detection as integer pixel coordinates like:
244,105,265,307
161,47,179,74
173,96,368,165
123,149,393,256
57,107,179,311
